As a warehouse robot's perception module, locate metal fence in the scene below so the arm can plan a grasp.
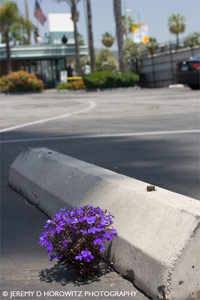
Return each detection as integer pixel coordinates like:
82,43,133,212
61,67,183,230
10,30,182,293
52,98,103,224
140,45,200,88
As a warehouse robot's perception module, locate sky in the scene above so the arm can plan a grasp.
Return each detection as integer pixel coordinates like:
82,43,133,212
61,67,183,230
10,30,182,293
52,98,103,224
13,0,200,50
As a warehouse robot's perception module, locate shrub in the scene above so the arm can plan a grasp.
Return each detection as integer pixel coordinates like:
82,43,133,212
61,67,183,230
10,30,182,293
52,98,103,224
96,49,119,72
124,38,141,72
40,205,117,278
184,32,200,48
57,79,86,90
83,71,139,89
0,71,44,93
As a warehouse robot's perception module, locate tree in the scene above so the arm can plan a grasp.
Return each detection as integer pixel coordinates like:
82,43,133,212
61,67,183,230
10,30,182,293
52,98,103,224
78,33,85,46
0,1,19,74
96,49,119,72
184,32,200,48
121,15,134,36
10,15,34,46
56,0,81,75
124,38,141,72
86,0,96,72
113,0,126,73
23,17,34,45
25,0,31,44
168,14,185,49
101,32,115,48
146,37,158,56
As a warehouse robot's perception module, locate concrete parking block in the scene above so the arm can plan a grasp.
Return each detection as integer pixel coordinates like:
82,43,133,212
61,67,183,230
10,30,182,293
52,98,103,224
9,147,200,300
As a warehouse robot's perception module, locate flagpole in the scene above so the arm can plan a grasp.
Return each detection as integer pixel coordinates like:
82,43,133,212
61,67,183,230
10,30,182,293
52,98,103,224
34,0,47,44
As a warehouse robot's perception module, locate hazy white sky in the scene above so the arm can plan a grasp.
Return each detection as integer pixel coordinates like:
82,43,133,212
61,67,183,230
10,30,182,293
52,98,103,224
15,0,200,49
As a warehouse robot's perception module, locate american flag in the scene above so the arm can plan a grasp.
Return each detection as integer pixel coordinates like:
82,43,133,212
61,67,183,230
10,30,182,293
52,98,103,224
34,0,47,25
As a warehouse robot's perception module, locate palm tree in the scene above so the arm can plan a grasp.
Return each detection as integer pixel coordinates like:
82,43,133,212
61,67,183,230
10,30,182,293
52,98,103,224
168,14,185,49
113,0,125,72
86,0,96,72
23,18,34,45
146,37,158,56
57,0,81,75
10,15,34,46
78,33,85,45
101,32,115,48
25,0,31,44
0,1,19,74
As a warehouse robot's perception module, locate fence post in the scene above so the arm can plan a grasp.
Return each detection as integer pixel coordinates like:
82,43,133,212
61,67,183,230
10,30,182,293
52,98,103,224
169,41,175,84
151,54,156,88
190,46,194,57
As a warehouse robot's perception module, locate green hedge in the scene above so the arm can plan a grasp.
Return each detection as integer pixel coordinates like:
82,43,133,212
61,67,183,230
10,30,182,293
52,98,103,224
83,72,139,89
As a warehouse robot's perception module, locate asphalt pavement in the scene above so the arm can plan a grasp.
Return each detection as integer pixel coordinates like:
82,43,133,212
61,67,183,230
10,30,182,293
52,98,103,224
0,87,199,300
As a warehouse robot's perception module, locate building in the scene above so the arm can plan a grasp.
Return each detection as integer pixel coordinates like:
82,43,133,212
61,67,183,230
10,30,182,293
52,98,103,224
0,14,88,88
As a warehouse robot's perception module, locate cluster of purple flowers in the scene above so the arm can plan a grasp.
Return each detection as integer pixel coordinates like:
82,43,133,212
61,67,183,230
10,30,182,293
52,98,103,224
39,205,117,276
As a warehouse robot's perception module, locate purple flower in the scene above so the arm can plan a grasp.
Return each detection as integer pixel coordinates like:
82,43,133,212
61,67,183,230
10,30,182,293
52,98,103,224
49,255,55,261
71,217,78,224
50,228,56,236
44,219,54,228
88,227,98,234
86,256,94,262
111,229,118,236
70,211,76,217
95,227,104,232
103,232,113,241
100,220,107,226
85,216,96,225
39,205,117,273
100,244,106,252
55,254,62,260
75,255,82,261
81,249,94,262
60,208,67,212
93,237,104,245
56,225,62,234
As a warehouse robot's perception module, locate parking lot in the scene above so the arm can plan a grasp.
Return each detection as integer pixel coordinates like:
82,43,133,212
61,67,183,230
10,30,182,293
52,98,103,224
1,87,200,199
1,87,200,299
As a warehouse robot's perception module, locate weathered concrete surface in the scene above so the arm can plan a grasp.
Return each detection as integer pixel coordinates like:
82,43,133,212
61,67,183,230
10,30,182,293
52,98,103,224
9,147,200,300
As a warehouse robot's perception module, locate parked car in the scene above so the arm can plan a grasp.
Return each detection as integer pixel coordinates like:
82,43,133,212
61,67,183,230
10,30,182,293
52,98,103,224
176,54,200,89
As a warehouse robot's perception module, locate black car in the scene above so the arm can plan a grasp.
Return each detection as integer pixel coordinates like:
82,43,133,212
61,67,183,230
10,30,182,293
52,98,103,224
176,54,200,89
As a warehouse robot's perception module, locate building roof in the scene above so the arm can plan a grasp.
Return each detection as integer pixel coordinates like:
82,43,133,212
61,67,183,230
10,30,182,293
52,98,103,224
0,44,88,61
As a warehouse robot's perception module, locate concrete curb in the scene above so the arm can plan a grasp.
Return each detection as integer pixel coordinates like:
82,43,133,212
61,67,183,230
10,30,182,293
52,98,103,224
9,148,200,300
57,86,140,93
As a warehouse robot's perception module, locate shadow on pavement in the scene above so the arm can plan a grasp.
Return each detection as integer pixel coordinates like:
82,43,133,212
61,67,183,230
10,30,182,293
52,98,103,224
39,261,112,286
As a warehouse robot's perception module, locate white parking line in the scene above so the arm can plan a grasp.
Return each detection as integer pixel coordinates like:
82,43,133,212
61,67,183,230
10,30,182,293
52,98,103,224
1,129,199,144
0,101,96,133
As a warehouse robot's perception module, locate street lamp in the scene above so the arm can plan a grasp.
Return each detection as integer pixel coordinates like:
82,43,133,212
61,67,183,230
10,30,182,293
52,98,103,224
125,8,132,37
126,8,142,44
